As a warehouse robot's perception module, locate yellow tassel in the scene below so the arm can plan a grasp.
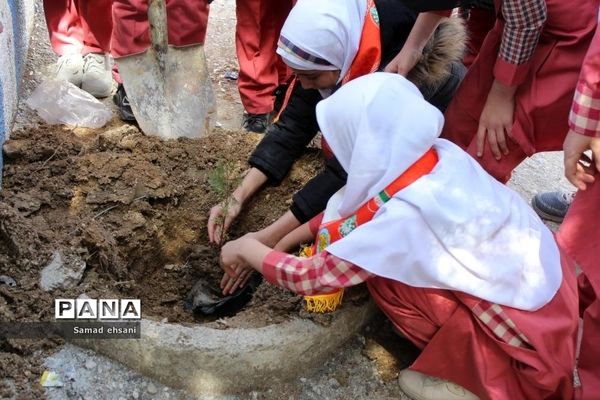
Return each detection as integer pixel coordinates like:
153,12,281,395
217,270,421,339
298,245,314,258
304,289,344,313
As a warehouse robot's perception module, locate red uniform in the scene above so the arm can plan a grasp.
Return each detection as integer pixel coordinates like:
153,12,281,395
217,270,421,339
110,0,209,58
441,0,597,183
262,247,578,400
557,23,600,400
235,0,294,114
43,0,112,56
462,7,495,67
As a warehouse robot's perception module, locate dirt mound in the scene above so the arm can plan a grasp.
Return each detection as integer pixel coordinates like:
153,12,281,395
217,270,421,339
1,121,330,327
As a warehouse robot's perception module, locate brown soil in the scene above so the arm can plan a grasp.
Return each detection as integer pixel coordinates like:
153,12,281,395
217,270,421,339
0,120,331,325
0,120,332,395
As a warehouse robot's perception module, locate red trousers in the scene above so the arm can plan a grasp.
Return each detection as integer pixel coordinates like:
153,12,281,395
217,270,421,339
367,254,578,400
235,0,293,114
442,0,597,183
42,0,112,56
558,177,600,400
111,0,209,58
462,7,495,68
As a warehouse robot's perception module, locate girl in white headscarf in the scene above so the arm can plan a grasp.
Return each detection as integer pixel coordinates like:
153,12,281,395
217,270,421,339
207,0,466,262
220,73,578,400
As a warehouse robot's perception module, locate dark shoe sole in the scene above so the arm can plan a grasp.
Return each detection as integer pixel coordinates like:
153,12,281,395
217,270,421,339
531,199,565,223
113,94,136,122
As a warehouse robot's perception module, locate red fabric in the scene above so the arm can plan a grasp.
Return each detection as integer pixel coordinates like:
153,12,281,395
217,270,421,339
571,80,600,138
368,254,578,400
558,174,600,399
496,0,547,81
235,0,294,114
569,27,600,138
441,0,597,182
43,0,112,55
574,274,600,400
111,0,209,58
261,250,373,295
340,0,381,85
462,7,496,68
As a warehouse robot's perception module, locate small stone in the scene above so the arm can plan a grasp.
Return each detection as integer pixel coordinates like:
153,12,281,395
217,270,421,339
2,140,28,159
328,378,340,388
147,383,158,394
132,389,139,399
85,359,97,370
299,377,307,383
40,251,86,291
0,275,17,287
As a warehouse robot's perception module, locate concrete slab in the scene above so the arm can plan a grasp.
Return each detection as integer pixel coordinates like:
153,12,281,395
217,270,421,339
74,301,377,396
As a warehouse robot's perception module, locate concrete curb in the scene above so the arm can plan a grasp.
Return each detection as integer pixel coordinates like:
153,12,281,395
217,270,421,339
74,301,376,395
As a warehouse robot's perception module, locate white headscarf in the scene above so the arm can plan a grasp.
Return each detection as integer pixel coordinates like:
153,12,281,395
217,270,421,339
276,0,367,83
316,72,562,311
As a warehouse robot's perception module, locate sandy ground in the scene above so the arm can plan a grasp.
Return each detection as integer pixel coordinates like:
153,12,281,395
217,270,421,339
3,0,574,399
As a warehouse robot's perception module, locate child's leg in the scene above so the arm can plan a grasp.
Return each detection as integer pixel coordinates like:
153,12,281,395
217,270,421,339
43,0,84,55
235,0,293,115
75,0,113,55
367,278,458,350
558,179,600,399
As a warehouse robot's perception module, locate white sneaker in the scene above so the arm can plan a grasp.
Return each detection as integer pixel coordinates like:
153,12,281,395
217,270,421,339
55,54,84,87
82,53,112,98
398,369,479,400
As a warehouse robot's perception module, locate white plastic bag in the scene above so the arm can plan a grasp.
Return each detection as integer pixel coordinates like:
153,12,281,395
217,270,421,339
26,79,112,128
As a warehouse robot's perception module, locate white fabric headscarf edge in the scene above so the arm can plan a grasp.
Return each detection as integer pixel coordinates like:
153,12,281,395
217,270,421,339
276,0,367,84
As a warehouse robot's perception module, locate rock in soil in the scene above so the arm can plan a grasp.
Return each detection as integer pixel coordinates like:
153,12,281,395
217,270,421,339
40,250,86,291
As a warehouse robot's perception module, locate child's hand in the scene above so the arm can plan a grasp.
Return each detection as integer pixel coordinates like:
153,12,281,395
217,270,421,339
207,195,242,244
219,236,272,294
563,130,599,190
219,238,246,276
220,265,254,295
476,80,517,160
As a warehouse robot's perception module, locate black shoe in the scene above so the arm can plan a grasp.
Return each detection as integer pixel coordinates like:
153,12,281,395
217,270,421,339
113,83,136,122
531,191,575,223
273,84,289,116
242,112,269,133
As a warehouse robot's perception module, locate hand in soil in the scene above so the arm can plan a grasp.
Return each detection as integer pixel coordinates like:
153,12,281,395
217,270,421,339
207,195,242,244
219,238,246,277
221,265,254,295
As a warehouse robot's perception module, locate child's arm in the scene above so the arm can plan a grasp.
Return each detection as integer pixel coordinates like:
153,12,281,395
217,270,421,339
220,238,373,296
273,212,324,252
477,0,547,160
384,12,448,76
273,223,313,252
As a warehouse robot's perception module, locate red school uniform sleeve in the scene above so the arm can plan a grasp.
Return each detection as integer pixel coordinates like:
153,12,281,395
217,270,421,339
493,0,547,87
261,250,373,295
569,34,600,138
